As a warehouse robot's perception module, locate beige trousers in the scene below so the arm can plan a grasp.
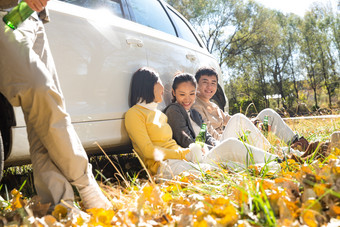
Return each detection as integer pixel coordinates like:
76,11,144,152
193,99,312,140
0,15,92,207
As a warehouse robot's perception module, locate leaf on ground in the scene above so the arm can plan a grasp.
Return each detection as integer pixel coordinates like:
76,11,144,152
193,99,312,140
10,189,26,210
87,208,115,226
37,214,57,226
28,196,50,218
300,209,326,227
278,197,298,220
52,204,68,221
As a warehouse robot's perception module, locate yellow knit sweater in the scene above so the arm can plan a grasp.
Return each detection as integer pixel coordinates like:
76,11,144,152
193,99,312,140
125,105,190,175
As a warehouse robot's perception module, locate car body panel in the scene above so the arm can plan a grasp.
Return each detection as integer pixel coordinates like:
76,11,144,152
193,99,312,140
4,0,225,166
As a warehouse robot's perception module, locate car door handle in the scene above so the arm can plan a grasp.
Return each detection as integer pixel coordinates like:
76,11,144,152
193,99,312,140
126,38,144,47
186,53,196,61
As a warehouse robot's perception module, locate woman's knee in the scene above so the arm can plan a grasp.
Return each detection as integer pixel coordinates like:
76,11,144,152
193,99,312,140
229,113,247,124
258,108,277,118
233,113,247,119
220,137,245,150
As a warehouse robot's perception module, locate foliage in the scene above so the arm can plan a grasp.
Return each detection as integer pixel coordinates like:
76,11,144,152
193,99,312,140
0,118,339,226
166,0,339,112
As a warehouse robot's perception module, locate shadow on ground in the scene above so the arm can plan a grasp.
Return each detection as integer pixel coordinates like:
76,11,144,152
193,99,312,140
0,154,146,199
90,153,147,184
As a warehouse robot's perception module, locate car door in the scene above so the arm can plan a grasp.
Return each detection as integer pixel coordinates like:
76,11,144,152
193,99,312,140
125,0,202,109
125,0,227,111
44,0,148,151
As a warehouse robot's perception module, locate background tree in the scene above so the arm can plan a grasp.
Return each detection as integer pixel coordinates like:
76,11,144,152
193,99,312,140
286,14,303,103
313,4,339,108
167,0,339,115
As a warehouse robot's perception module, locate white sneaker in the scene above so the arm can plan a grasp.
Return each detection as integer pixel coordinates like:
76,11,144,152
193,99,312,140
78,178,112,210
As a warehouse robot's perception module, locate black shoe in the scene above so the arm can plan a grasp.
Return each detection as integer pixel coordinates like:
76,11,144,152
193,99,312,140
275,157,283,163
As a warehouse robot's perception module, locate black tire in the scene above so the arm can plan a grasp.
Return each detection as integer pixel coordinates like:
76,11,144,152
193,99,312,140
0,132,4,182
212,83,227,111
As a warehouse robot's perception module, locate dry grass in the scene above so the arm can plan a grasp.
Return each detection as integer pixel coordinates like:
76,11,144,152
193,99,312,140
0,117,339,226
285,117,339,142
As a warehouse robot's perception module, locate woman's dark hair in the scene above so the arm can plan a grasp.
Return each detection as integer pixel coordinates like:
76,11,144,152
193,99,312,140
129,67,159,107
171,72,197,102
195,66,218,83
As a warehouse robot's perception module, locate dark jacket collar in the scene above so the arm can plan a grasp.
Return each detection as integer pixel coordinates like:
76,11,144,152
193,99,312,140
164,103,202,129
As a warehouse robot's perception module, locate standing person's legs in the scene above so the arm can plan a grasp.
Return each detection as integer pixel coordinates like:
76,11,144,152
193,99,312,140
0,17,110,209
29,137,75,207
204,138,278,166
29,16,75,207
256,108,297,145
221,113,271,151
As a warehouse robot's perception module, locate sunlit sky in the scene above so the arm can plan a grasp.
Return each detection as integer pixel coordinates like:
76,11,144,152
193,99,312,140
254,0,339,17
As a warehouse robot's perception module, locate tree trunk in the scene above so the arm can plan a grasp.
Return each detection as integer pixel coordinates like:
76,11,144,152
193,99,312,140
313,88,318,108
317,41,332,108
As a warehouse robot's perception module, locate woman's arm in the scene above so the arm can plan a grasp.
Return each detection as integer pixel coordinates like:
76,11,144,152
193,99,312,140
165,104,194,148
125,108,190,160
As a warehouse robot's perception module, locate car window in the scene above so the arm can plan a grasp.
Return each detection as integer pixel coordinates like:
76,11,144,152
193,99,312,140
167,7,201,47
59,0,124,18
128,0,176,36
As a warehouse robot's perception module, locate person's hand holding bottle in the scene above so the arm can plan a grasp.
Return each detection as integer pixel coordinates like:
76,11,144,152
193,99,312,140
25,0,48,12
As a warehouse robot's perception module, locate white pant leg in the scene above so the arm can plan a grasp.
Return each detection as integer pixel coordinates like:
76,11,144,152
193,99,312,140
281,147,304,156
158,138,280,178
204,138,278,166
158,138,279,179
221,113,271,151
158,159,214,179
0,16,93,206
257,108,297,145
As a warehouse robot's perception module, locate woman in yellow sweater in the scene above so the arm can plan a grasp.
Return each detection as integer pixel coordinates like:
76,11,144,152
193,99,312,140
125,67,210,178
125,68,280,179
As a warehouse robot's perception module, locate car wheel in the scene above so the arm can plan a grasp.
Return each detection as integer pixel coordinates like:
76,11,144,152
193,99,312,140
0,132,4,181
212,84,227,111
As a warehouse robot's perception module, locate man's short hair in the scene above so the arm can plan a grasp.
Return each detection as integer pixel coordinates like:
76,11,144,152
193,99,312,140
195,66,218,83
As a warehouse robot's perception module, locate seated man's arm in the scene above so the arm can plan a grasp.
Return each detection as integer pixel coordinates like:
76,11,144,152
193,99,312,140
193,104,223,141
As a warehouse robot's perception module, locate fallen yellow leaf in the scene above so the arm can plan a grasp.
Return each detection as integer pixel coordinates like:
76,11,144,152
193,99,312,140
52,204,68,221
301,209,318,227
162,192,173,203
87,208,115,226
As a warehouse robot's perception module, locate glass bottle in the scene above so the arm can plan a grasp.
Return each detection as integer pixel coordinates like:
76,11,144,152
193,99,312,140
263,115,269,136
3,1,34,30
240,129,251,142
195,123,207,147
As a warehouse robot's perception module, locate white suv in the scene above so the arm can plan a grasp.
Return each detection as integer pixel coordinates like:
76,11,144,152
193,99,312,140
0,0,227,175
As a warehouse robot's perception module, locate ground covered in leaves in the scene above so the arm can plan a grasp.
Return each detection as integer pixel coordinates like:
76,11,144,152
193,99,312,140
0,117,339,226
